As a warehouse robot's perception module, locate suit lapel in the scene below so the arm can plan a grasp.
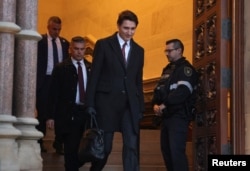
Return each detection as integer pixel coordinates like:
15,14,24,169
126,39,137,70
126,40,133,66
109,34,127,70
43,34,49,69
59,37,67,59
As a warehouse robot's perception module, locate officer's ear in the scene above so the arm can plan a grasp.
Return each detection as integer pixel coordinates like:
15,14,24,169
176,48,182,54
175,48,181,53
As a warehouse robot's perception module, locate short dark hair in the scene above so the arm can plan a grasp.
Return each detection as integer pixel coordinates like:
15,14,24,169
47,16,62,25
71,36,85,43
166,39,184,53
117,10,138,26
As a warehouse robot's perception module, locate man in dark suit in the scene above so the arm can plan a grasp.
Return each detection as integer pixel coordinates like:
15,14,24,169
46,36,92,171
36,16,69,154
85,10,145,171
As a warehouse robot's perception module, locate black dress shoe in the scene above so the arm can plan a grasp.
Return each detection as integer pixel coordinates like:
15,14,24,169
55,148,64,155
79,161,85,168
53,141,64,155
41,147,47,153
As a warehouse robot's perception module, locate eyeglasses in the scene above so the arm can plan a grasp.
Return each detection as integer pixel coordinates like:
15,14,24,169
164,48,178,53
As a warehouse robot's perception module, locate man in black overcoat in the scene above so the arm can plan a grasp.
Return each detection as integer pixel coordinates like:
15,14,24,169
85,10,145,171
46,36,92,171
36,16,69,153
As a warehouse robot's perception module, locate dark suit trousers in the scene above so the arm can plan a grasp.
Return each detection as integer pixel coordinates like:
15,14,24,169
90,103,139,171
36,75,52,146
63,105,86,171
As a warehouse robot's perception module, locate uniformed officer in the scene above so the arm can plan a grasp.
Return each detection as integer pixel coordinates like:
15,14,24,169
152,39,198,171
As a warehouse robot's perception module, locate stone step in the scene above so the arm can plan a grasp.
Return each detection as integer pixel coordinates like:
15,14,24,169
80,164,166,171
43,129,192,171
43,162,166,171
42,152,165,171
44,129,163,153
42,147,164,166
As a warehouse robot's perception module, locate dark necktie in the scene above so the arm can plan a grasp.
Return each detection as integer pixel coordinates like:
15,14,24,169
77,62,85,103
121,42,127,63
52,38,59,66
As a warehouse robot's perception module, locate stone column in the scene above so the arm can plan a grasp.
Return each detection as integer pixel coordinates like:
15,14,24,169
0,0,22,171
13,0,43,170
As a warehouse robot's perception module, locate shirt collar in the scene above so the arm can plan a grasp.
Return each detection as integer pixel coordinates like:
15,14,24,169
47,33,58,41
117,33,130,47
71,57,84,65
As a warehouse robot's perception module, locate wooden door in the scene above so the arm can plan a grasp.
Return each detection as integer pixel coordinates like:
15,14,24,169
192,0,232,170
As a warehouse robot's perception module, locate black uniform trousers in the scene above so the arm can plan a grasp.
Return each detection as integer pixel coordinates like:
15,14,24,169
90,94,139,171
63,105,86,171
160,116,190,171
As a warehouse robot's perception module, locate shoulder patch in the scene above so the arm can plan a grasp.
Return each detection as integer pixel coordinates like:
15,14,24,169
184,66,193,76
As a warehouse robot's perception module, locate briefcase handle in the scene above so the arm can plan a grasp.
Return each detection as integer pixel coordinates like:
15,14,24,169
89,114,99,129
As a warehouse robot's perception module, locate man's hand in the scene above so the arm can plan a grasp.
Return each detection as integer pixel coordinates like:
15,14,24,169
153,104,166,116
46,119,54,129
86,107,97,116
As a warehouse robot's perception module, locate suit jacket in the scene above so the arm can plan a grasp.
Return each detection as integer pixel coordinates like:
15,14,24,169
47,58,91,134
36,34,70,92
86,33,145,133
